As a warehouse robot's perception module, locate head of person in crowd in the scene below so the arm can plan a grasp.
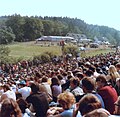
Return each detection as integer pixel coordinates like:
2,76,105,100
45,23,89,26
96,74,108,90
51,76,60,86
57,91,76,110
84,70,94,77
114,96,120,115
47,92,81,117
67,71,74,77
41,76,48,83
57,74,63,80
69,77,80,89
57,74,66,85
96,67,103,74
78,94,102,116
62,71,67,78
34,71,42,82
18,80,26,88
75,72,84,80
2,84,11,92
108,65,120,80
81,77,95,93
101,66,108,75
89,65,96,73
85,62,91,68
16,92,22,100
0,98,22,117
30,82,39,93
67,75,73,81
116,63,120,74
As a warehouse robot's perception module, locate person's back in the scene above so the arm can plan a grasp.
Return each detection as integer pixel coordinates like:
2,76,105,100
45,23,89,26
83,108,110,117
39,77,53,102
96,75,118,114
79,77,105,108
1,84,16,101
18,86,31,100
26,92,49,117
26,83,49,117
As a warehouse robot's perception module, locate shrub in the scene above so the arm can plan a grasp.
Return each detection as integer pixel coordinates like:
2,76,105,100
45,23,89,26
44,51,55,60
63,46,79,57
40,53,51,63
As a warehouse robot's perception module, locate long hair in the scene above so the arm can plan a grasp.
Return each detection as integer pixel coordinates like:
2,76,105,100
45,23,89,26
0,98,22,117
109,65,120,79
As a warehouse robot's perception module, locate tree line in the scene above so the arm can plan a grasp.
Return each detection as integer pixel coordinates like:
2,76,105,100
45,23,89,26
0,14,120,46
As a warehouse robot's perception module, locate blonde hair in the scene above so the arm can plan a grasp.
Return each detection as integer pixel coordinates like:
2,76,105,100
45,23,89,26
57,92,75,109
109,65,120,79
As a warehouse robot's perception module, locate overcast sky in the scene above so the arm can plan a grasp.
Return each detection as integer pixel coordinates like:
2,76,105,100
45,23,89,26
1,0,120,30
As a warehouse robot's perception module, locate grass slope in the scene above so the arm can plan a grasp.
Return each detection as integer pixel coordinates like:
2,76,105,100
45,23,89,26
8,42,61,59
7,41,115,59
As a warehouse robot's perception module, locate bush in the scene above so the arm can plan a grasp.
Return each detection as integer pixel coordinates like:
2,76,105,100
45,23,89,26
33,52,52,64
63,46,79,57
40,53,51,63
44,51,55,61
0,45,10,56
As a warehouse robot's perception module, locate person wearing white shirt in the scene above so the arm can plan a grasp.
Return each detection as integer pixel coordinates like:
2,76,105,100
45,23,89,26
18,80,31,100
1,84,16,102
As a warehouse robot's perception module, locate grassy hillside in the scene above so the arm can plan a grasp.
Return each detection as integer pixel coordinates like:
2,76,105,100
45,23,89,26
7,41,115,60
7,41,62,59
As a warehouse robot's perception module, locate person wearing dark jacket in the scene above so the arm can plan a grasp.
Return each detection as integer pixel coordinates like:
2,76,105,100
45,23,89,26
26,83,49,117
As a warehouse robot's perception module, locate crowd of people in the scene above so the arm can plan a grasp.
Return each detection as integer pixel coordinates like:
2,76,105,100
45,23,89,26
0,51,120,117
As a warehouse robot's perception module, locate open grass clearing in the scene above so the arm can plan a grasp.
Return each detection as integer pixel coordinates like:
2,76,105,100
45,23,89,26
7,41,115,60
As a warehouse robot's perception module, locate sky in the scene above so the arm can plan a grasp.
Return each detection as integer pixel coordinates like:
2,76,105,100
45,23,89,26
0,0,120,30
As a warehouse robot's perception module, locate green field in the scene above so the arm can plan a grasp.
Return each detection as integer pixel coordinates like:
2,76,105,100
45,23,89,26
7,41,62,59
7,41,115,60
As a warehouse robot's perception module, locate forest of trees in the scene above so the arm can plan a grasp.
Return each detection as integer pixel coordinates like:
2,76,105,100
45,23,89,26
0,14,120,46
